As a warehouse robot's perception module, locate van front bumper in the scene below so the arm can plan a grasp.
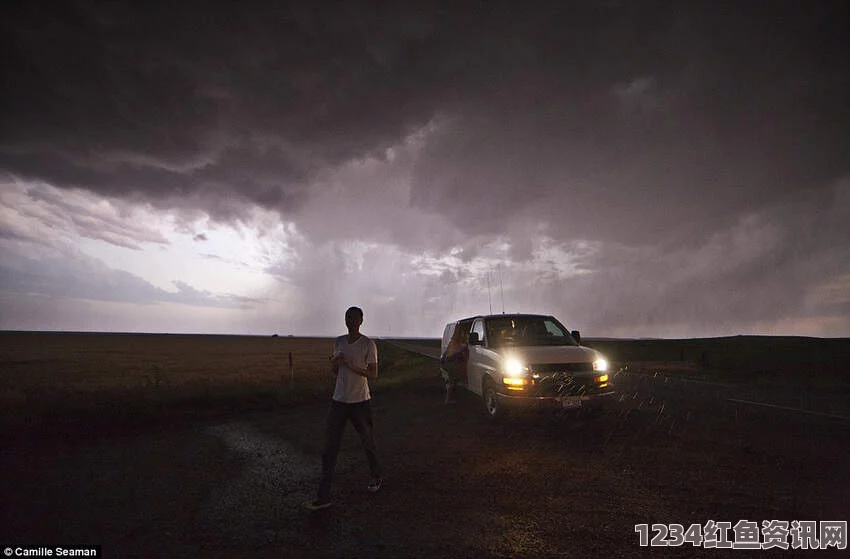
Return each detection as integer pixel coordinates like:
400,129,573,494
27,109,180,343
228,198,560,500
495,390,616,410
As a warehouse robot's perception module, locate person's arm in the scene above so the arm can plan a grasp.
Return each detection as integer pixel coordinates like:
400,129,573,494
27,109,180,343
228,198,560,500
342,359,377,379
342,340,378,379
330,342,341,376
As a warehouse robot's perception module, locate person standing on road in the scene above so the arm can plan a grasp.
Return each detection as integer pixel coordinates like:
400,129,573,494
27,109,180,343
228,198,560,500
303,306,382,511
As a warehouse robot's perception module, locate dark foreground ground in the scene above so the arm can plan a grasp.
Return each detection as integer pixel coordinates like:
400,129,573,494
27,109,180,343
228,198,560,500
2,352,849,558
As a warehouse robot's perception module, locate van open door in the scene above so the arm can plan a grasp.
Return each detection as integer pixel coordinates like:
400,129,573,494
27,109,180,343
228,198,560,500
440,318,473,388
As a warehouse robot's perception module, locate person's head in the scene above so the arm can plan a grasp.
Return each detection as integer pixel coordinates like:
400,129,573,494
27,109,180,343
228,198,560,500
345,306,364,331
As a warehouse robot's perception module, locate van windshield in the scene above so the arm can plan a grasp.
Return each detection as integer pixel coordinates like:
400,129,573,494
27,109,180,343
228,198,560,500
485,316,577,347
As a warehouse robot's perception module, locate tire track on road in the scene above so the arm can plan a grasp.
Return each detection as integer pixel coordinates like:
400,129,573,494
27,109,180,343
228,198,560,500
196,422,316,545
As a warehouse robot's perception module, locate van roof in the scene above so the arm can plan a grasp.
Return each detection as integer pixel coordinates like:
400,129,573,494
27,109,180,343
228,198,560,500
450,313,554,323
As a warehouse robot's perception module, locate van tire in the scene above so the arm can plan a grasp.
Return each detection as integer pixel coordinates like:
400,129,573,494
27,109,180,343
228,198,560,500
483,379,505,420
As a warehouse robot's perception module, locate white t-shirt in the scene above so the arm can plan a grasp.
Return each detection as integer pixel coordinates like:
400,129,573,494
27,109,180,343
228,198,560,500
332,334,378,403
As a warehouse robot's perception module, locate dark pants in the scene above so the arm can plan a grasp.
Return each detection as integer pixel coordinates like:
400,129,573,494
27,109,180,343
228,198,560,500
317,399,381,500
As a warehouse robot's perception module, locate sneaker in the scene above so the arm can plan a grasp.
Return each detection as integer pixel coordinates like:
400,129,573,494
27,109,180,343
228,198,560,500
302,499,332,511
367,476,382,493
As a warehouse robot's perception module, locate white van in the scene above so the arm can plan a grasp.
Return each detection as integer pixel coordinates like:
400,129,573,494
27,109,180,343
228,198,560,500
440,314,614,419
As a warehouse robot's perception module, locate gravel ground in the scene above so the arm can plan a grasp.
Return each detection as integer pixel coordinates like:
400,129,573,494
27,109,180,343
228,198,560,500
2,362,849,558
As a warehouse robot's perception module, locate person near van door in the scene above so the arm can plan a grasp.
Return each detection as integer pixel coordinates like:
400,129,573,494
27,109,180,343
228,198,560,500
441,340,468,404
303,306,381,511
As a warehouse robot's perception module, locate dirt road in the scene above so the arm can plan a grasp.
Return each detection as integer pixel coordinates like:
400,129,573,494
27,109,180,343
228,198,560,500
2,354,848,557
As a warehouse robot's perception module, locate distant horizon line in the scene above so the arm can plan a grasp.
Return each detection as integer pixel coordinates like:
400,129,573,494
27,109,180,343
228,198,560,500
1,329,847,341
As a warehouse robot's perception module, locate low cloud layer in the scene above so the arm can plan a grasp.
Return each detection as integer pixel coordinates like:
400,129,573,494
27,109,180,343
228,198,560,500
1,1,848,336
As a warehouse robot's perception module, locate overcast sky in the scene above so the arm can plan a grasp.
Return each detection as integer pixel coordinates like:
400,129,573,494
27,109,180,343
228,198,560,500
1,1,848,338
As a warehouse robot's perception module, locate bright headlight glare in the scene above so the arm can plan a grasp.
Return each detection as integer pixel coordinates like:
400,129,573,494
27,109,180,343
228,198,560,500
504,358,525,376
593,358,608,372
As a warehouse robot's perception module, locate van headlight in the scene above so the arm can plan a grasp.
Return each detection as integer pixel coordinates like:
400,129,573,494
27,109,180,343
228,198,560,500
593,358,608,372
504,357,526,376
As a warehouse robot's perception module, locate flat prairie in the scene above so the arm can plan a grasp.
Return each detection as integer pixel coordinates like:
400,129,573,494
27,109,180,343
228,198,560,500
584,335,850,389
1,332,336,389
0,332,340,436
1,333,849,557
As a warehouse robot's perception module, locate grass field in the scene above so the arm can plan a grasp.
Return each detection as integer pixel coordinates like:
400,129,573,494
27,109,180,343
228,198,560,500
0,332,433,438
391,334,850,388
2,331,848,439
583,335,850,389
3,332,849,557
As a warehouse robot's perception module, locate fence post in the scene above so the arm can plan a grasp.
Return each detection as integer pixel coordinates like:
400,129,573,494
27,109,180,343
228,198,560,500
289,351,294,390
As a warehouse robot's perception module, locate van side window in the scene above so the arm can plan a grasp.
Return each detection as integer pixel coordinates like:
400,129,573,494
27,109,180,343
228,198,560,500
471,319,486,344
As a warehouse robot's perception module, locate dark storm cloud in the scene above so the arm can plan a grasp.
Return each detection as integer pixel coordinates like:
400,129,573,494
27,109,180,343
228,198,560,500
3,0,850,338
519,177,850,336
1,0,446,215
408,2,850,243
4,0,845,235
0,179,169,249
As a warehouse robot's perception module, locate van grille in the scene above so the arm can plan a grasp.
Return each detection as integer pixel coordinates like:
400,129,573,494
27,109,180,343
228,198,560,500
529,362,593,373
529,362,599,397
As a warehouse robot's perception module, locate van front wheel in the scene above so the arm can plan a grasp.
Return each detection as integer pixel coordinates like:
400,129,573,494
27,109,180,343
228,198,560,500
483,380,505,420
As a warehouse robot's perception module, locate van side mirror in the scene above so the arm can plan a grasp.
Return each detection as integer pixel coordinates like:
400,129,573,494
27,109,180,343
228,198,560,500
468,332,481,345
570,330,581,345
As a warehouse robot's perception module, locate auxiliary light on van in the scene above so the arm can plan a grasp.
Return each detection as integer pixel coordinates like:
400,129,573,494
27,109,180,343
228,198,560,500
503,357,529,390
502,377,528,387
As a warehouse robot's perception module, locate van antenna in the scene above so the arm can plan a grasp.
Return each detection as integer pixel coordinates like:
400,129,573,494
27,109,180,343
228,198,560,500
499,264,505,314
486,272,492,314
